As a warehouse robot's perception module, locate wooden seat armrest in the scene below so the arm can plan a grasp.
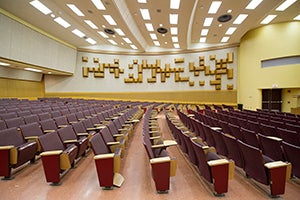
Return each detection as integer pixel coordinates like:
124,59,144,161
211,127,222,131
44,130,55,133
24,136,38,140
0,145,14,150
40,150,63,156
58,125,68,128
113,134,125,137
163,140,177,147
94,153,114,160
77,133,89,136
151,144,165,149
266,136,283,141
150,136,161,140
264,161,288,169
207,159,229,166
95,125,106,129
107,141,120,146
63,139,78,144
86,127,97,131
150,156,171,164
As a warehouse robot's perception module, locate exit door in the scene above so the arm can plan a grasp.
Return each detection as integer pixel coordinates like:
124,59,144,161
262,89,282,112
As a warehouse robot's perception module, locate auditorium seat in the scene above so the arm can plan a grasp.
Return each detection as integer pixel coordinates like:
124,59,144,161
39,118,58,133
19,122,44,152
66,113,79,124
23,114,40,124
210,129,228,157
0,112,18,120
282,141,300,179
38,112,51,121
0,120,7,130
17,110,31,117
191,138,234,196
276,127,300,146
72,120,95,139
238,140,290,197
90,133,123,189
259,123,278,137
258,133,285,161
38,131,78,184
57,125,89,158
53,116,69,128
0,127,37,179
4,117,25,129
240,127,260,148
221,133,244,168
100,127,125,157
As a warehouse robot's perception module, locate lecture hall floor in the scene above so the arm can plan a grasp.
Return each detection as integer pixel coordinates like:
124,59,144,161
1,112,299,200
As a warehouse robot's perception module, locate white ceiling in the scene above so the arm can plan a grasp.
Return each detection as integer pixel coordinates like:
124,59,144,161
0,0,299,54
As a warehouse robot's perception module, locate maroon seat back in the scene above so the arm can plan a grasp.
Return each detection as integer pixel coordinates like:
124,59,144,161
282,141,300,178
90,133,111,155
20,122,44,138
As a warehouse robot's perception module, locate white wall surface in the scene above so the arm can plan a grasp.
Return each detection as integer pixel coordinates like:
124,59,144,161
45,47,237,92
0,13,76,74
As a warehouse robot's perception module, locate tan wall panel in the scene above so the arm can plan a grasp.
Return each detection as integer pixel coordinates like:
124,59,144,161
45,90,237,105
0,78,44,99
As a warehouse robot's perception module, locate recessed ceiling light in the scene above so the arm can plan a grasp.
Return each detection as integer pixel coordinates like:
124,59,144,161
91,0,106,10
170,27,178,35
199,37,206,43
225,27,237,35
103,15,117,25
150,33,157,40
108,39,117,45
260,15,277,24
172,36,178,42
54,17,71,28
294,14,300,20
174,43,180,48
221,36,230,43
233,14,248,24
98,31,109,38
29,0,52,15
84,20,98,29
227,9,232,13
130,44,138,49
123,38,132,44
276,0,297,11
170,0,180,9
137,0,147,4
145,23,154,31
203,17,213,27
169,14,178,24
246,0,263,10
24,67,42,72
153,41,160,46
0,62,10,66
140,9,151,20
157,27,168,34
208,1,222,14
86,38,97,45
72,29,85,38
67,4,85,16
201,29,209,36
114,28,125,36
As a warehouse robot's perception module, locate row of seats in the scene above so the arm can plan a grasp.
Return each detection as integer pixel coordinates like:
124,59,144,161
142,107,178,193
166,110,234,196
177,109,292,197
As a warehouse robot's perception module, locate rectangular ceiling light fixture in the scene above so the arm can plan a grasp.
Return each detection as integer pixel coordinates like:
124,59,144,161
98,31,109,38
172,36,179,42
108,39,117,45
153,41,160,46
150,33,157,40
0,62,10,66
233,14,248,24
24,67,42,72
203,17,213,27
103,15,117,25
199,37,206,43
115,28,125,36
123,38,132,44
72,29,85,37
225,27,237,35
169,14,178,24
54,17,71,28
140,9,151,20
130,44,138,49
86,38,97,45
29,0,52,15
84,20,98,29
67,4,84,16
276,0,297,11
174,43,180,48
91,0,106,10
201,29,209,36
145,23,154,31
294,14,300,20
260,15,277,24
137,0,147,3
170,0,180,9
246,0,263,10
170,27,178,35
221,36,230,43
208,1,222,14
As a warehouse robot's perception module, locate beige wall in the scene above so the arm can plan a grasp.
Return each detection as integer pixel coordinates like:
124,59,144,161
238,22,300,112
